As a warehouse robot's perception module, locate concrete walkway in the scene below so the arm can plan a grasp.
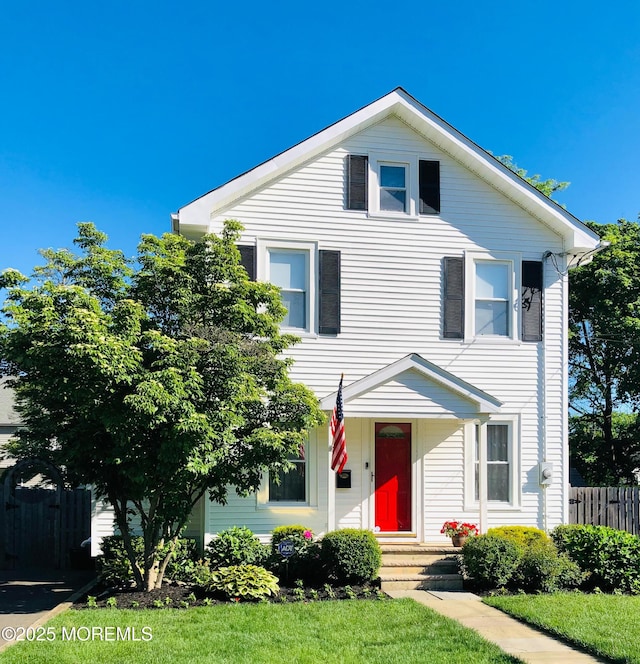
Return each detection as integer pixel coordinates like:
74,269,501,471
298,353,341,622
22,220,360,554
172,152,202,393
387,590,608,664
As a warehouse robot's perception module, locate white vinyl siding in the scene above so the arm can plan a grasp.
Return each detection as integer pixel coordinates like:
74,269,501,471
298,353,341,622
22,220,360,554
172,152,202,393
178,114,571,538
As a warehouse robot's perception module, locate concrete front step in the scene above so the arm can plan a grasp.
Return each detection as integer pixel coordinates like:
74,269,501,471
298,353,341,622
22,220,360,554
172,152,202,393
380,573,464,592
379,544,464,592
381,554,458,567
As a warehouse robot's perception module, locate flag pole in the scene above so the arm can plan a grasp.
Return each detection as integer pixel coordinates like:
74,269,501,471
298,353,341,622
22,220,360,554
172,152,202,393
328,374,345,533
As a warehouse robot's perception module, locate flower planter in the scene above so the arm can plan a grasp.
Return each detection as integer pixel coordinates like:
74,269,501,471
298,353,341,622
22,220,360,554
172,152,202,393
451,535,467,547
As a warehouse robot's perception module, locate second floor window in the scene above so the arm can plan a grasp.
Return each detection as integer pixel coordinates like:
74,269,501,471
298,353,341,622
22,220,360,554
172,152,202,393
269,249,308,330
474,261,511,337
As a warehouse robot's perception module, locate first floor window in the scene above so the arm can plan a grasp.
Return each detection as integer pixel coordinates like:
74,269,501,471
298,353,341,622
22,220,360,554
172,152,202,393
269,448,306,502
475,424,510,502
268,249,308,330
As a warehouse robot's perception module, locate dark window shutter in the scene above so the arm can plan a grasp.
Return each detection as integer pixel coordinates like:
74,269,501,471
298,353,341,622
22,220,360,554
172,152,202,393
347,155,368,210
419,160,440,215
238,245,256,281
319,250,341,335
522,261,543,342
443,257,464,339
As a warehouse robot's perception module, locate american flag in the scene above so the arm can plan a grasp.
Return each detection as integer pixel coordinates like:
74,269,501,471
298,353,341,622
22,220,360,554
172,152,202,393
330,376,347,473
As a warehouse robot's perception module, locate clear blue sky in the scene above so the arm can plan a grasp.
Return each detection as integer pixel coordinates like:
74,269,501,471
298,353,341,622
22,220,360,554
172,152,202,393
1,1,639,277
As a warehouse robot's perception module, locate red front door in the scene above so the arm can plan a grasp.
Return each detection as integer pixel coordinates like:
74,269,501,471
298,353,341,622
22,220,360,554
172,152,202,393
375,423,411,532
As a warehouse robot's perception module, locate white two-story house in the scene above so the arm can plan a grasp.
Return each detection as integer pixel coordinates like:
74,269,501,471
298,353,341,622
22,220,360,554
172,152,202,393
96,88,602,548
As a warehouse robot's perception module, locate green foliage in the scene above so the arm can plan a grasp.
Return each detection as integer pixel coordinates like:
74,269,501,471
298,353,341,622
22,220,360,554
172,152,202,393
0,221,324,590
203,565,280,601
495,155,570,200
98,535,199,586
320,529,382,584
165,539,201,582
98,536,143,586
460,535,521,589
268,525,319,583
486,526,551,551
569,219,640,485
206,526,268,570
511,544,583,593
570,412,640,486
552,524,640,593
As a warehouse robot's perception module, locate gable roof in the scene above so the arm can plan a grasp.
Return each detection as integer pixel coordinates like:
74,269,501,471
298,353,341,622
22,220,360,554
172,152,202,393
319,353,502,417
175,87,600,254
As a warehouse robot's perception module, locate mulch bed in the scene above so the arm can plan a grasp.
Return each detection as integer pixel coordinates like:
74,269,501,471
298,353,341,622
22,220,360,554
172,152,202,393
74,579,385,610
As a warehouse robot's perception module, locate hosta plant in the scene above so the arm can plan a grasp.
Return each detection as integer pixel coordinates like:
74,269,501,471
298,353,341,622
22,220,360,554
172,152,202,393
204,565,280,601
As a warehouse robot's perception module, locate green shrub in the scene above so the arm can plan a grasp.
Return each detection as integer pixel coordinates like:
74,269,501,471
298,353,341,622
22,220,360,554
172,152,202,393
98,536,200,586
270,525,313,551
552,524,640,593
320,529,382,584
164,538,200,582
460,535,521,589
268,525,319,583
203,565,279,601
486,526,551,551
206,526,268,570
98,536,143,585
510,543,583,593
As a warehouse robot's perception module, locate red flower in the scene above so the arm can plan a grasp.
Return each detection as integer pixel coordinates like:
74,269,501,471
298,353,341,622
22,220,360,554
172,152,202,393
441,520,478,537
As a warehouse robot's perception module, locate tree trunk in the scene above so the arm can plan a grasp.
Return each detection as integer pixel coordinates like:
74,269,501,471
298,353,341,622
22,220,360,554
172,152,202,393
143,531,163,593
155,536,178,589
109,495,144,591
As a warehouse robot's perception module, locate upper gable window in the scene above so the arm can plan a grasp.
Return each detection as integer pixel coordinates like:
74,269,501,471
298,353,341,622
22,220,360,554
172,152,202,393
346,154,440,216
379,164,407,212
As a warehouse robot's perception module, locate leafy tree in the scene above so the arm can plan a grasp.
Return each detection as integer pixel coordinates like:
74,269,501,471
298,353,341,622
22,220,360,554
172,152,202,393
495,155,570,199
497,154,640,484
0,221,324,590
569,219,640,484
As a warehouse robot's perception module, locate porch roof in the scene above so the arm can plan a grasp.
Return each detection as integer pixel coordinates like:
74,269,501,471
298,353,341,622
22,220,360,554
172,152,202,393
319,354,502,418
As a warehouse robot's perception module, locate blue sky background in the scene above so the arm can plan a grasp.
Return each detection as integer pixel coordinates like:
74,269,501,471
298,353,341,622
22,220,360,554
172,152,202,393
1,1,639,277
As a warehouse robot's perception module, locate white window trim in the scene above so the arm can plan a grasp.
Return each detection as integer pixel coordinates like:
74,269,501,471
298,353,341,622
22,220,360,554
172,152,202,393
257,238,318,336
464,417,521,511
464,251,521,343
256,432,317,509
368,152,419,218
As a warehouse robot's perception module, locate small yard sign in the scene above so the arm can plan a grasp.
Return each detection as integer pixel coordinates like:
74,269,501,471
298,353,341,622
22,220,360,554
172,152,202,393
277,540,295,558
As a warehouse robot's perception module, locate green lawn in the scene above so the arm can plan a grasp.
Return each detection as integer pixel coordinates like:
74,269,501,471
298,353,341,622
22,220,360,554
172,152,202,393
1,599,522,664
485,592,640,663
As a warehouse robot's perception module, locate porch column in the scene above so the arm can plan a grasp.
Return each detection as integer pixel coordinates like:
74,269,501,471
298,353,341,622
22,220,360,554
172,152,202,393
478,421,488,534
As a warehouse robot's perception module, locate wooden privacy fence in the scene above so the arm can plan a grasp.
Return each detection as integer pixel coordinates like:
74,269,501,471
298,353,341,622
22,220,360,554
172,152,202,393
1,458,92,569
569,487,640,536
